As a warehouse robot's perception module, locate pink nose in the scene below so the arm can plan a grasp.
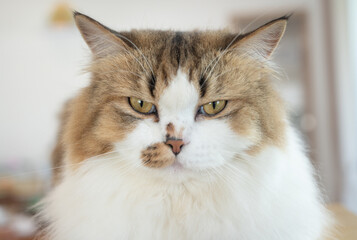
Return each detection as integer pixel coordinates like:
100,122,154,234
165,139,185,155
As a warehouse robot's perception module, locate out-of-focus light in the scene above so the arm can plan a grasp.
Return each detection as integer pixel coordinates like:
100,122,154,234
49,2,73,28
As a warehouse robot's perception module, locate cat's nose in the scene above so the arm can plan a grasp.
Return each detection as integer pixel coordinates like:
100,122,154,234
165,138,185,155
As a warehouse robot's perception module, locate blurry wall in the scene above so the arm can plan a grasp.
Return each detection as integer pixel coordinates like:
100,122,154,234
338,0,357,212
0,0,356,211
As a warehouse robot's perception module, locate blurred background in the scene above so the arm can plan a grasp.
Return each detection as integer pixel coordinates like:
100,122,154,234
0,0,356,238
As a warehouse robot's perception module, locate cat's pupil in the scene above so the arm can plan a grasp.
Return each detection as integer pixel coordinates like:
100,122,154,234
139,100,143,108
212,101,216,109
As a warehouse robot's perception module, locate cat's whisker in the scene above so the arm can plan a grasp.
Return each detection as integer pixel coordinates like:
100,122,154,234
205,169,223,190
114,32,156,80
238,13,268,35
209,67,241,82
90,69,142,78
201,29,244,81
100,33,155,82
202,170,213,186
201,28,279,87
86,150,121,159
116,163,138,177
0,151,124,180
223,162,261,189
209,166,238,193
89,33,152,78
208,55,279,88
199,50,250,88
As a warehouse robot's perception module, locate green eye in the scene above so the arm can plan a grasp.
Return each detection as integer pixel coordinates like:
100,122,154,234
202,100,227,116
129,97,155,114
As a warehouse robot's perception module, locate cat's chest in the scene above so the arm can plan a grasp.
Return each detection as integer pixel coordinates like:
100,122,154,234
42,153,327,240
104,188,241,240
47,171,244,239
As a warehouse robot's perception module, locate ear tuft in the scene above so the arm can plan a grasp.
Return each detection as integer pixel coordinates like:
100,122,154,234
73,12,129,58
231,17,288,59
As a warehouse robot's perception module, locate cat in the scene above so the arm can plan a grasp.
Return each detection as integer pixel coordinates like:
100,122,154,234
38,11,332,240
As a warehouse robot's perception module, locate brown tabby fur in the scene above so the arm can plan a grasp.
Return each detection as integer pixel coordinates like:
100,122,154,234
52,13,287,183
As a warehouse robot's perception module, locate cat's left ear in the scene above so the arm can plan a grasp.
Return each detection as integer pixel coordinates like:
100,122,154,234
230,16,288,59
73,11,130,58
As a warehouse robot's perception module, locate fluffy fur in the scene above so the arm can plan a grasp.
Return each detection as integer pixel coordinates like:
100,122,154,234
39,12,332,239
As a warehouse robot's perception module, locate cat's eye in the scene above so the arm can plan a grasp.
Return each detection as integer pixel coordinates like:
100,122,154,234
129,97,156,114
201,100,227,116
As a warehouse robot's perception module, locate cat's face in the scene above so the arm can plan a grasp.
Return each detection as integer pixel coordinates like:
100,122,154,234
68,13,287,178
115,69,251,173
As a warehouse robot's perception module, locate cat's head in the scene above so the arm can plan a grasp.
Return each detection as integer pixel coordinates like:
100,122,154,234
64,12,287,178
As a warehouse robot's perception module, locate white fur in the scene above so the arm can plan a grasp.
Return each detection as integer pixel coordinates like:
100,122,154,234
40,70,331,240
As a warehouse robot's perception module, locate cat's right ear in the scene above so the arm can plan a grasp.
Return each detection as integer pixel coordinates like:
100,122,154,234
73,11,129,58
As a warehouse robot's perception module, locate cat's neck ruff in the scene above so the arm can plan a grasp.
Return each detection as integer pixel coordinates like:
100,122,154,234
41,126,330,240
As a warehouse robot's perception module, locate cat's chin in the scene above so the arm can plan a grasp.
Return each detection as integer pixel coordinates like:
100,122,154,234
165,160,184,173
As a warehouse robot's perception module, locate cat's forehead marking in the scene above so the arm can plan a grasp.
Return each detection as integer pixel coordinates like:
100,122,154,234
158,69,198,124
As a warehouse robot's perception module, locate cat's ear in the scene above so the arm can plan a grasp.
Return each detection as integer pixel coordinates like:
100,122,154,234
230,16,288,59
73,11,130,58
